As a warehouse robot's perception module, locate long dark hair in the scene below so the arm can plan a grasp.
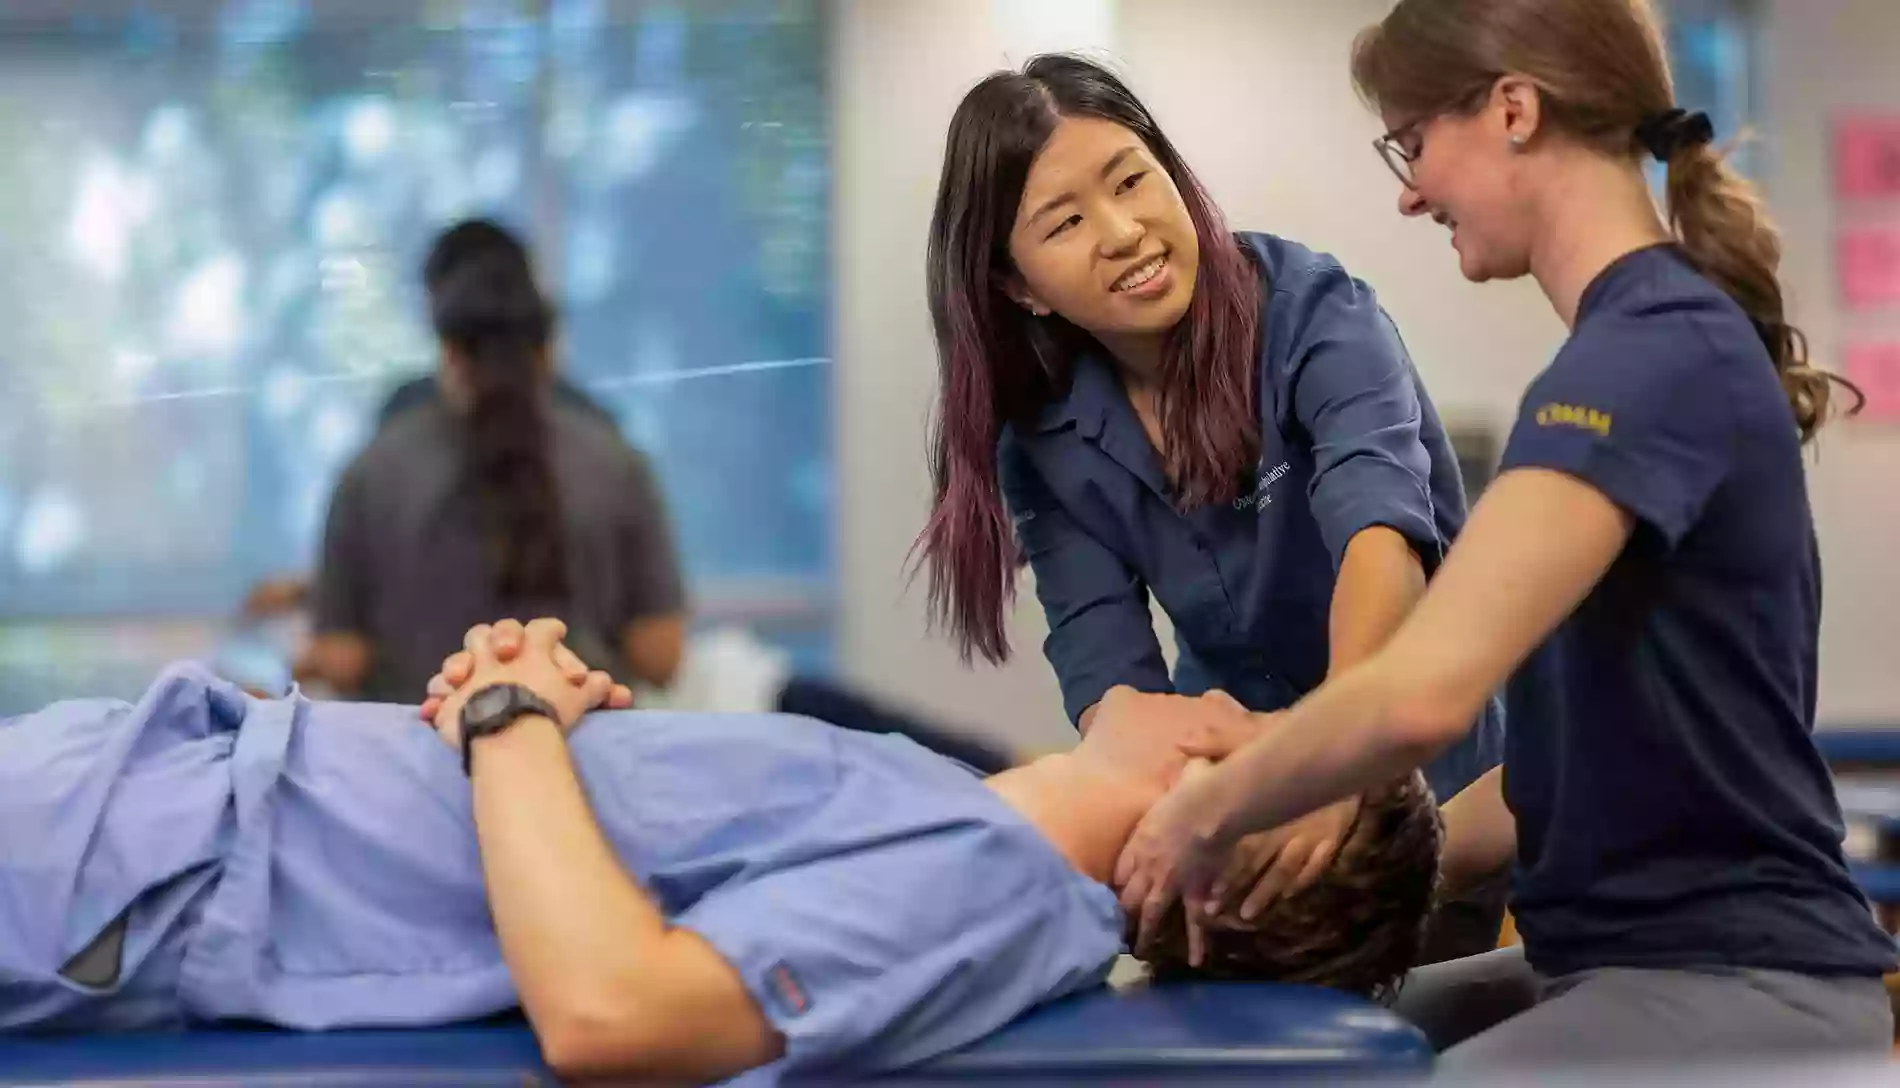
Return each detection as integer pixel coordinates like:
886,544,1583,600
424,219,569,600
1351,0,1860,443
915,53,1261,664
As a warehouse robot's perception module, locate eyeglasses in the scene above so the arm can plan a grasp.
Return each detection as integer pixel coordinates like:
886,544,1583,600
1372,82,1499,190
1373,121,1425,189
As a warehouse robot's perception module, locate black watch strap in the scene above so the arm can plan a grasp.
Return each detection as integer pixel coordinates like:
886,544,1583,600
459,683,560,777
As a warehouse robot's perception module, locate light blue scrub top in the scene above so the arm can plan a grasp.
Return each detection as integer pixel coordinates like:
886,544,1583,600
0,664,1122,1083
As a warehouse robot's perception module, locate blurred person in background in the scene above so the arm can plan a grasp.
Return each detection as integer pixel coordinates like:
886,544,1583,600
296,219,686,702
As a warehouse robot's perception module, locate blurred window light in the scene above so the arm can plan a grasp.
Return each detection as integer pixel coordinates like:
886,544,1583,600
0,0,834,710
1663,0,1764,177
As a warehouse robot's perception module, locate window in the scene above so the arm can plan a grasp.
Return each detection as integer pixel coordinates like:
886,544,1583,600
0,0,832,711
1663,0,1763,177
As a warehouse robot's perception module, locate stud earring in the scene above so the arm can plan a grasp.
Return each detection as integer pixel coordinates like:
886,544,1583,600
1510,134,1526,148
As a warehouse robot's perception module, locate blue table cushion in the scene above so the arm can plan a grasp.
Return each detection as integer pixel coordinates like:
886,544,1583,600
0,982,1431,1085
913,982,1429,1079
1851,864,1900,906
1818,729,1900,766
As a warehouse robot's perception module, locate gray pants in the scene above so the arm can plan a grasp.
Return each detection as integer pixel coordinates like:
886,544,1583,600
1393,945,1893,1075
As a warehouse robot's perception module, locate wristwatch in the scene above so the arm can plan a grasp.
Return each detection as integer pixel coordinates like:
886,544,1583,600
458,683,561,777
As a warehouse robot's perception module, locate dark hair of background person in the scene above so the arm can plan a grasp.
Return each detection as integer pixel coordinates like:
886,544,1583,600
425,219,569,601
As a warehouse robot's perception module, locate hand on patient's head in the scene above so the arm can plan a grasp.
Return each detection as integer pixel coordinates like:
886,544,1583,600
1207,796,1362,923
420,618,634,747
1132,771,1441,1003
1088,687,1263,764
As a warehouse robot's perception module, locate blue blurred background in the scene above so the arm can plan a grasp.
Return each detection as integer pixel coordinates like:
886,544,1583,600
0,0,831,710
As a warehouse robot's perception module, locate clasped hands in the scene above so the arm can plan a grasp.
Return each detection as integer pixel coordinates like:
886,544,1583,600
416,618,633,749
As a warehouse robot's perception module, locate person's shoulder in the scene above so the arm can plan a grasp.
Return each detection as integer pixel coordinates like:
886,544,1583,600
551,398,629,448
1235,230,1356,291
555,406,666,496
1558,258,1762,393
342,402,444,488
1237,230,1384,333
375,375,440,426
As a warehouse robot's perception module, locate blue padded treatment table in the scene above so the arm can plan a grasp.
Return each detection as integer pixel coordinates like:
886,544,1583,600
1817,727,1900,768
1851,863,1900,906
0,983,1431,1086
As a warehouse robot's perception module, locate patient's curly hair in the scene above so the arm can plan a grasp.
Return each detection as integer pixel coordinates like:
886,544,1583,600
1139,771,1443,1002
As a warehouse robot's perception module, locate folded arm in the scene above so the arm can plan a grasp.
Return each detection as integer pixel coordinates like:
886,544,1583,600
441,621,782,1083
468,715,781,1082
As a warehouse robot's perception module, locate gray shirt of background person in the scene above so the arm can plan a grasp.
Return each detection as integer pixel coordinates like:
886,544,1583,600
311,397,685,703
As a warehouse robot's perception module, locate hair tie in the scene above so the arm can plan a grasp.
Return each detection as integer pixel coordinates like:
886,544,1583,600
1634,108,1715,160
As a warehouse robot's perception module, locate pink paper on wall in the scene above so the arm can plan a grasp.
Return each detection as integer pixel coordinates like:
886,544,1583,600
1845,342,1900,422
1838,228,1900,310
1835,116,1900,200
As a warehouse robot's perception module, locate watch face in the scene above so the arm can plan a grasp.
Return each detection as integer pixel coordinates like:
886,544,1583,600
465,684,517,724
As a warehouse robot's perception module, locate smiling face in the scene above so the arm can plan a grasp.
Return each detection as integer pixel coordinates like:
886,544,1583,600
1383,79,1553,285
1003,116,1200,359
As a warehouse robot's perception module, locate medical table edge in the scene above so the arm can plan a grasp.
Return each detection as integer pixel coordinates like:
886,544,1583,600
0,981,1431,1085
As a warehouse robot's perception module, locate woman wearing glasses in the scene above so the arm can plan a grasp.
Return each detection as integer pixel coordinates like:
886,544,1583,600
1114,0,1893,1067
915,52,1504,961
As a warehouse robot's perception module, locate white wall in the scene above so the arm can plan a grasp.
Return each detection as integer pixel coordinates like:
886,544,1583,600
1761,0,1900,727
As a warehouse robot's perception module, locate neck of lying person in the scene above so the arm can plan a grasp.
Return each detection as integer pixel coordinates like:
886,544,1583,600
983,751,1171,886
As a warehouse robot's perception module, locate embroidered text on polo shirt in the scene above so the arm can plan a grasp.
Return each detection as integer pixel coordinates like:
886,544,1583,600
1534,403,1612,437
1235,461,1294,511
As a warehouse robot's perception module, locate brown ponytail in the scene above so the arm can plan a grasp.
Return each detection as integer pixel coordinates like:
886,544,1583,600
1662,142,1860,443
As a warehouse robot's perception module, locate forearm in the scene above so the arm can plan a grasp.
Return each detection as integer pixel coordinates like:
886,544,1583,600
1327,527,1427,676
1202,656,1450,844
468,716,668,1010
1189,473,1634,855
1079,702,1101,735
467,717,774,1080
1438,765,1514,896
1185,527,1428,824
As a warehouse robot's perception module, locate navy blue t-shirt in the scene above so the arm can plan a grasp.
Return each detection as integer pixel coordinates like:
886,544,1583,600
1501,244,1892,978
999,233,1502,803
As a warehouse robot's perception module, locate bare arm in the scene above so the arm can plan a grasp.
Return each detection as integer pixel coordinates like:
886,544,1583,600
1328,525,1427,676
1079,701,1103,736
1198,468,1631,842
1437,765,1513,898
443,622,781,1083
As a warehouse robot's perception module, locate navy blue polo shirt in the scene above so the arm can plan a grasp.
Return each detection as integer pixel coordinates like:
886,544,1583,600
1499,244,1893,978
998,232,1502,803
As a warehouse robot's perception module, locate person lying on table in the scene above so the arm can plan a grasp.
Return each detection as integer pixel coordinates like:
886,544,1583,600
0,619,1439,1086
